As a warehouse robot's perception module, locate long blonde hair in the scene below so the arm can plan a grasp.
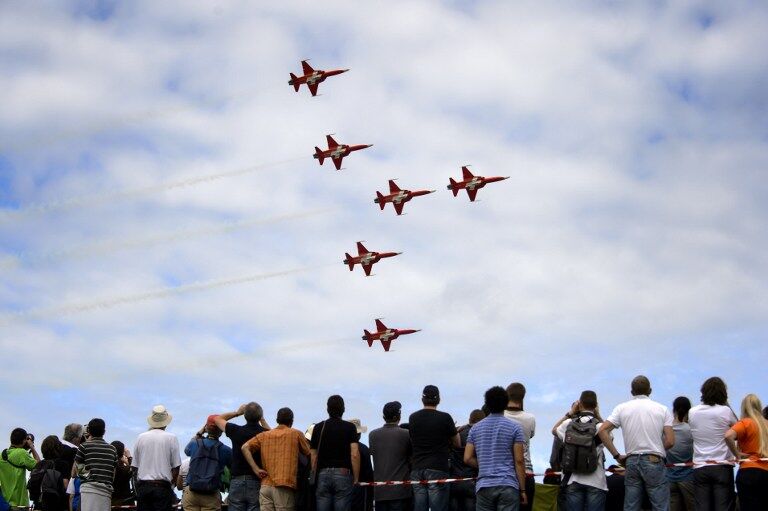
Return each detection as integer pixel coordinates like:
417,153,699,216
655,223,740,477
740,394,768,457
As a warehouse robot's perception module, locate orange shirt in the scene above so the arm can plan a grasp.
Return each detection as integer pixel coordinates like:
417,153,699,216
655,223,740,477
730,418,768,471
244,425,311,488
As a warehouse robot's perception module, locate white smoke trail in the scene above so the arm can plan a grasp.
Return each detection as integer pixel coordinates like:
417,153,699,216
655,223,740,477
0,156,307,224
0,86,262,154
0,263,334,326
0,208,334,270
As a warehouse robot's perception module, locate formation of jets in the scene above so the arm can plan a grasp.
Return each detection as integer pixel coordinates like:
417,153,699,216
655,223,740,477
289,60,511,352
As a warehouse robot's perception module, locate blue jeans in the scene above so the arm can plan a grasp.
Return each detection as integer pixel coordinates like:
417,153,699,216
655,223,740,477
411,469,450,511
624,455,669,511
316,468,354,511
475,486,520,511
229,476,261,511
375,499,410,511
563,482,606,511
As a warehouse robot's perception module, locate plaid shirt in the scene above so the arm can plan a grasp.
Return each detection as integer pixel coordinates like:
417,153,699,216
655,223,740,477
244,425,310,489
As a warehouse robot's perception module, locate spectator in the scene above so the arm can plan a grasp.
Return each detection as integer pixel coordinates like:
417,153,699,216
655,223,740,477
763,406,768,420
75,418,118,511
34,435,70,511
598,375,674,511
369,402,412,511
213,403,271,511
310,395,360,511
183,415,233,511
66,476,81,511
552,390,607,511
347,419,372,511
408,385,460,511
242,407,311,511
450,410,484,511
0,427,41,507
110,441,135,506
666,397,694,511
463,386,527,511
175,458,190,492
61,425,84,477
725,393,768,510
132,405,181,511
688,376,737,510
504,382,536,509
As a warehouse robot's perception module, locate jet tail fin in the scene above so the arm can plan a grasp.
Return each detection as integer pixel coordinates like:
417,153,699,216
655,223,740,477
364,331,373,347
376,191,385,210
345,254,354,271
449,178,459,196
290,73,300,91
315,147,324,165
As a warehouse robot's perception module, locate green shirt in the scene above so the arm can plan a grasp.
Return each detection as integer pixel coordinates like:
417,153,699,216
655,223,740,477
0,447,37,506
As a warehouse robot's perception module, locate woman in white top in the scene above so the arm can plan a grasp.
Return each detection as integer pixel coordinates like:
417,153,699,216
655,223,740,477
687,377,737,511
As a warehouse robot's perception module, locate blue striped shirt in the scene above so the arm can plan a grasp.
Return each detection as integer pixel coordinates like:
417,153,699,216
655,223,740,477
467,414,525,491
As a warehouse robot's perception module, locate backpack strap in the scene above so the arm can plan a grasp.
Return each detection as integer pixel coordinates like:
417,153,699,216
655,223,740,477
2,449,27,470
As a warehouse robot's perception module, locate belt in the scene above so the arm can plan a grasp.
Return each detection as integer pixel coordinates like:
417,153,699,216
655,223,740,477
139,480,172,486
320,467,351,475
626,454,664,461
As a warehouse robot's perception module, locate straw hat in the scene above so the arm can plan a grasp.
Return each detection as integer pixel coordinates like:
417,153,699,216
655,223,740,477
348,418,367,434
147,405,173,428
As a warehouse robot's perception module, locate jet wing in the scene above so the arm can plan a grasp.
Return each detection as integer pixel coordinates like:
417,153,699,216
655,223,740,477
332,156,343,170
362,263,373,276
467,188,479,202
394,202,405,215
381,339,392,352
375,319,387,331
326,135,339,148
308,82,319,96
301,60,314,75
388,180,401,193
462,166,474,179
356,242,369,255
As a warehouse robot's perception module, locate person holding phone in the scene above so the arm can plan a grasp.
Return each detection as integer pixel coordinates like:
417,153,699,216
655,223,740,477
0,428,41,508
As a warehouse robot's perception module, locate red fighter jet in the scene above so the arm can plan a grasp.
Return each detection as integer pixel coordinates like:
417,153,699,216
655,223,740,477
288,60,348,96
362,319,420,352
375,180,435,215
343,242,401,276
447,166,510,202
314,134,373,170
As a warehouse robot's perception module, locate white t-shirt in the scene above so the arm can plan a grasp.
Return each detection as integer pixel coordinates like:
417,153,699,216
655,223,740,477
131,428,181,482
688,404,737,467
504,410,536,473
606,395,673,456
556,416,608,491
179,458,190,488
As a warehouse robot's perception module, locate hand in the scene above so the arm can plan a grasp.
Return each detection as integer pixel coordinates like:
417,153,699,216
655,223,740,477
569,401,580,416
123,448,131,459
520,491,528,506
237,404,248,416
25,438,35,450
616,454,627,467
256,469,268,479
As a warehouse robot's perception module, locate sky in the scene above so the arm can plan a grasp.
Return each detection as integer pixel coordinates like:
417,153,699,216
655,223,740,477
1,0,767,475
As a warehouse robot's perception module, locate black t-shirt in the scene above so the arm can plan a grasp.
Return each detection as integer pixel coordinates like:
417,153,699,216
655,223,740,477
226,422,265,477
408,409,457,472
310,418,357,470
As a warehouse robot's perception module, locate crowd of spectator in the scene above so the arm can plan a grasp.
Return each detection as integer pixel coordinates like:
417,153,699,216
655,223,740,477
1,376,766,511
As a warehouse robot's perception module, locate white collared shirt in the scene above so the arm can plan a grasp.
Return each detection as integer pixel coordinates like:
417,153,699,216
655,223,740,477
606,395,673,456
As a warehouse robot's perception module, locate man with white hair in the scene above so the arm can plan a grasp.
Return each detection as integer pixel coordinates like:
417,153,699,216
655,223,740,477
132,405,181,511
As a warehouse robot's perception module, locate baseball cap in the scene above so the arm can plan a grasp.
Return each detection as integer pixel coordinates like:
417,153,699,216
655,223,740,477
422,385,440,400
383,401,402,420
206,415,219,428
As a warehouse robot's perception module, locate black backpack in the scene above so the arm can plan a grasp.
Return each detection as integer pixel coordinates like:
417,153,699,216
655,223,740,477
186,439,222,494
27,460,62,504
561,414,600,474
